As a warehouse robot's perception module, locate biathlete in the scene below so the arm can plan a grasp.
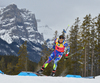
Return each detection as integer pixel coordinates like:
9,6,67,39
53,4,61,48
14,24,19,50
37,35,70,76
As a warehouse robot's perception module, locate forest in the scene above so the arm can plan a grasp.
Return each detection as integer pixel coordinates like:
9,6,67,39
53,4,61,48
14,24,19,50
0,14,100,77
0,41,37,75
39,14,100,77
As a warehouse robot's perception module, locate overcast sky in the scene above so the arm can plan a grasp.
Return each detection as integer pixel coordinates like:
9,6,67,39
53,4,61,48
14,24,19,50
0,0,100,33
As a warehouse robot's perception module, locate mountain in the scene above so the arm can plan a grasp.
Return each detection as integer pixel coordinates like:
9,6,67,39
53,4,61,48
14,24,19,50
38,25,55,48
0,4,44,63
38,25,62,48
0,4,44,44
38,25,55,40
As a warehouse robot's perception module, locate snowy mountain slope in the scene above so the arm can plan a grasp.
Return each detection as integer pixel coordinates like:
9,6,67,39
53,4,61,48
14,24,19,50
38,25,62,48
0,74,100,83
0,38,42,62
0,4,44,62
38,25,56,48
38,25,55,40
0,4,44,44
38,25,63,40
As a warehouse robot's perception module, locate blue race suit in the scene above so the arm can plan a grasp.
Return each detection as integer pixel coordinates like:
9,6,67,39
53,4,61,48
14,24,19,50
42,38,70,71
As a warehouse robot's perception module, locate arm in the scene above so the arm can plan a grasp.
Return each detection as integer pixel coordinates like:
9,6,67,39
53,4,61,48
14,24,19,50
53,38,57,50
64,44,70,61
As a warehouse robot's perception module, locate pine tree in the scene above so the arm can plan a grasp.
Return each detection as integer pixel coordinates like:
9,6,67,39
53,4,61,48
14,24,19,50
37,41,48,69
37,41,52,75
16,41,29,72
95,14,100,75
90,17,97,76
80,14,91,76
6,63,13,74
52,30,58,40
62,17,80,75
0,57,6,72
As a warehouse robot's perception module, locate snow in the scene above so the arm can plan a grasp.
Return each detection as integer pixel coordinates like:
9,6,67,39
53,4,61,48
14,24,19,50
2,23,13,27
0,9,4,15
13,35,19,39
32,46,41,51
38,26,55,40
24,22,31,25
18,25,23,29
0,33,13,44
26,27,34,33
0,74,100,83
10,17,15,22
21,37,26,40
3,8,10,13
0,30,6,34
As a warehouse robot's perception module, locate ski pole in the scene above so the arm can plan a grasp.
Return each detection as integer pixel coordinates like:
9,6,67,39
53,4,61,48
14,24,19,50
63,25,70,34
67,49,83,58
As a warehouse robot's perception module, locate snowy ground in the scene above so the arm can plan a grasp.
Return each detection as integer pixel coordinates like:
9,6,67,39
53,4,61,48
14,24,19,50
0,74,100,83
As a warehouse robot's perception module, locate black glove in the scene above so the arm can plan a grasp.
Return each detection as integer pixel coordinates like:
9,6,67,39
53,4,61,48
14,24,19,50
64,58,68,61
64,54,68,61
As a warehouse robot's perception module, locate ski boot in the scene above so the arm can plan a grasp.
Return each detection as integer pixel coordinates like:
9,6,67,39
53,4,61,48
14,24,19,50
50,70,56,76
36,67,45,75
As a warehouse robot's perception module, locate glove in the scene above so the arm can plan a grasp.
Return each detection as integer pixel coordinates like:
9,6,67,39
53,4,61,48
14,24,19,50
65,54,68,57
64,58,68,61
52,49,55,51
64,54,68,61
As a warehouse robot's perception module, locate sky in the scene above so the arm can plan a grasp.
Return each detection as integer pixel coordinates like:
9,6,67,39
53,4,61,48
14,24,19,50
0,0,100,33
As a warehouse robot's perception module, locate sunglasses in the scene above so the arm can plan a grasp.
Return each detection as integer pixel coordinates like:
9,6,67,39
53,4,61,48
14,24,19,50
59,36,64,39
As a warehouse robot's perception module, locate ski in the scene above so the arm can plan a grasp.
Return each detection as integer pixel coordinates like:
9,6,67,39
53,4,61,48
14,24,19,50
33,72,46,76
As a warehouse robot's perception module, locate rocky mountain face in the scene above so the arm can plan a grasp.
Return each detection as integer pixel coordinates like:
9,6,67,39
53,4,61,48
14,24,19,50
0,4,44,63
0,4,44,43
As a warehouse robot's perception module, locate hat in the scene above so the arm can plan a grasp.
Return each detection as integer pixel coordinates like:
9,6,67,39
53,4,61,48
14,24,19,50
59,35,65,39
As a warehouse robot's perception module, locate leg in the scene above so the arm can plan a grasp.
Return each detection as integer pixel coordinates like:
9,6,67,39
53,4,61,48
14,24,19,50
51,54,63,76
37,52,55,74
53,55,62,70
42,52,55,68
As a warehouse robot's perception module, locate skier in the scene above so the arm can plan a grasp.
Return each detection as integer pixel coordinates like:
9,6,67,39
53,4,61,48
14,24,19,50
37,35,70,76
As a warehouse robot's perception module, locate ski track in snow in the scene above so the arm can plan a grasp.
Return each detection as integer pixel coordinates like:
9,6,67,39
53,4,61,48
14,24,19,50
0,74,100,83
